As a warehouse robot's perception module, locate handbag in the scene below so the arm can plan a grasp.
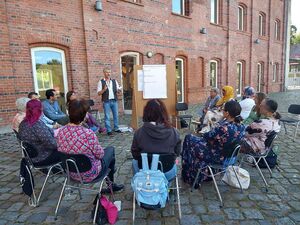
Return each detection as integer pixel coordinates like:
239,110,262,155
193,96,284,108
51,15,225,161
222,166,250,189
91,194,108,225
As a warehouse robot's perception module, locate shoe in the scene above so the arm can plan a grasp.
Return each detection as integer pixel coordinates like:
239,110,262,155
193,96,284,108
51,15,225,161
107,132,113,136
101,183,124,194
114,129,122,133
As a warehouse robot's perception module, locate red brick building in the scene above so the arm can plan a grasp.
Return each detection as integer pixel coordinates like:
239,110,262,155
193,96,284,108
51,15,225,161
0,0,287,126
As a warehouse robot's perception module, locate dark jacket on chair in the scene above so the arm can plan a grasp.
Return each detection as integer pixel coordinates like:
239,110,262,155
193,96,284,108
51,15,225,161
131,122,181,161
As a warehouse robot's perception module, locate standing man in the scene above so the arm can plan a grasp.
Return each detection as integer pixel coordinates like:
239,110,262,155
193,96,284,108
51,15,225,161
43,89,69,125
97,67,122,135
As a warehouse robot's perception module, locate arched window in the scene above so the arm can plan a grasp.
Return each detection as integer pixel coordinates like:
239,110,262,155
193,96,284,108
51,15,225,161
236,61,244,96
172,0,190,16
175,57,186,103
209,60,218,88
31,47,68,106
210,0,220,24
257,62,264,92
275,19,281,40
273,63,279,82
259,12,266,36
238,4,247,31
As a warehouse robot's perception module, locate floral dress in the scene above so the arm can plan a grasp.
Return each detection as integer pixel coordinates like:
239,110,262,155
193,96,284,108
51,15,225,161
181,119,245,188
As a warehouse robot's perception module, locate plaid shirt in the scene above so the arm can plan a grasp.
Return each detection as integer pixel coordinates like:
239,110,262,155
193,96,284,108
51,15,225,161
56,125,104,182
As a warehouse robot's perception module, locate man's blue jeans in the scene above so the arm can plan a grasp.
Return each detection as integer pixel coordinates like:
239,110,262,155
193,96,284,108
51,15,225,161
132,159,177,181
103,100,119,133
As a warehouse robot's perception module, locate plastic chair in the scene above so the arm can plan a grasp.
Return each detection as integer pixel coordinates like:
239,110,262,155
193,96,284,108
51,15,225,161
175,103,193,129
54,153,113,224
192,145,242,207
280,104,300,141
132,154,181,224
239,131,278,191
20,141,64,207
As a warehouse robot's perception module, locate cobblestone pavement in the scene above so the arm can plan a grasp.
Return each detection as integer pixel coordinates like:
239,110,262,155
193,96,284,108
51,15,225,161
0,91,299,225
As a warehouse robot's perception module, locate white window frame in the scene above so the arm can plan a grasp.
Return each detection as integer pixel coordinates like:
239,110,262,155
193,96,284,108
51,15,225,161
237,61,243,97
275,20,280,40
210,0,219,24
238,6,244,31
257,63,263,92
273,63,278,82
119,52,140,114
31,47,68,99
209,60,218,88
176,58,185,103
172,0,185,16
259,13,265,36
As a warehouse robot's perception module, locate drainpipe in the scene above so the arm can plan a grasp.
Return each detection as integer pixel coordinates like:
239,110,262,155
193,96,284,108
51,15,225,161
283,0,291,91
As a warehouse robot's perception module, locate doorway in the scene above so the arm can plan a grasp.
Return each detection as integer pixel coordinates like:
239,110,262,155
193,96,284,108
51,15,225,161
120,52,139,114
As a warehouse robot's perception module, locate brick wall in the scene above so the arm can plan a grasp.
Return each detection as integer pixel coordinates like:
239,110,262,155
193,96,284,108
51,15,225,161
0,0,286,126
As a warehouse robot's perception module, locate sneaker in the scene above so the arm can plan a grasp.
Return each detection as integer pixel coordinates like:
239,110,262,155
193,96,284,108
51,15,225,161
107,132,113,136
114,129,122,133
101,183,124,194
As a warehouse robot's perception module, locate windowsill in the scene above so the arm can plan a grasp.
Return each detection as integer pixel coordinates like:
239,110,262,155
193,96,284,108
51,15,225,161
210,22,224,28
106,0,117,3
274,40,282,44
171,12,191,19
236,30,251,36
258,35,269,41
120,0,144,6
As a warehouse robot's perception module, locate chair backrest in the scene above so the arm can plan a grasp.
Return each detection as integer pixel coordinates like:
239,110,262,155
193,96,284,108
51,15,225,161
288,104,300,115
60,153,92,173
265,131,278,149
137,153,176,172
21,142,39,160
176,103,188,112
222,145,241,168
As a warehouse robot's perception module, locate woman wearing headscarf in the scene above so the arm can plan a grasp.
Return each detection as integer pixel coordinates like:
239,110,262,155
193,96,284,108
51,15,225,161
199,86,235,133
239,86,256,119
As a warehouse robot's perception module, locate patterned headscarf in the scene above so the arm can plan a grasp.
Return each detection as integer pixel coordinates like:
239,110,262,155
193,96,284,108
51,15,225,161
243,86,256,98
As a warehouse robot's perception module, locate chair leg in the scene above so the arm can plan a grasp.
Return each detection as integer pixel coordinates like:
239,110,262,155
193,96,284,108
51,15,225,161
208,166,223,207
55,177,67,219
37,166,53,204
93,176,109,224
294,122,299,142
175,176,182,220
253,157,269,191
231,166,243,193
262,157,273,178
132,192,136,225
283,122,287,134
191,169,201,191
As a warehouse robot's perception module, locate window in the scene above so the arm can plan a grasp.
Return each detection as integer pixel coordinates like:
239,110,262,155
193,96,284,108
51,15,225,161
209,60,218,88
175,58,185,103
31,47,68,105
236,61,243,96
210,0,219,24
172,0,190,16
275,19,280,40
273,63,279,82
257,62,264,92
238,5,246,31
259,12,266,36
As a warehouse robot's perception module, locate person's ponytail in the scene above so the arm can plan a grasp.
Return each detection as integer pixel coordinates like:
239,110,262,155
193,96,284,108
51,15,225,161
234,115,243,124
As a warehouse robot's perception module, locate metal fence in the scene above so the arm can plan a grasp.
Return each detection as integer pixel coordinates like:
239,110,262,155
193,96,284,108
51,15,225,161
286,73,300,89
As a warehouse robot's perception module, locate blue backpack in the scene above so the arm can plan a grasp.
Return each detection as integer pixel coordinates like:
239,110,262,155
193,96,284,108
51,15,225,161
131,153,169,209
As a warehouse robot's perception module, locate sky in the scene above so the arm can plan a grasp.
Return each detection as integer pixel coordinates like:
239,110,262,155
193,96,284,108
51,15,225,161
291,0,300,33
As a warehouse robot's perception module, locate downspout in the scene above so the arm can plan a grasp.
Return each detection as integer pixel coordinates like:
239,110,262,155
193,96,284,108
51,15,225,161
226,0,230,85
283,0,291,91
266,0,272,93
249,0,254,86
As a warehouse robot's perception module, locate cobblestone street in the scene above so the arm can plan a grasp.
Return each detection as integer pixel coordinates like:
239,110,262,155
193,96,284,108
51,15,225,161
0,91,299,225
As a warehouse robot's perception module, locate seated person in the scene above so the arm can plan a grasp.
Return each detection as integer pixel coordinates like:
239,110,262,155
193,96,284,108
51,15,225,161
12,97,30,132
181,100,245,188
131,99,181,181
239,86,256,119
198,87,221,122
66,91,106,133
243,92,267,126
199,86,235,133
42,89,69,125
56,99,124,192
18,99,61,166
28,92,61,129
241,99,281,154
